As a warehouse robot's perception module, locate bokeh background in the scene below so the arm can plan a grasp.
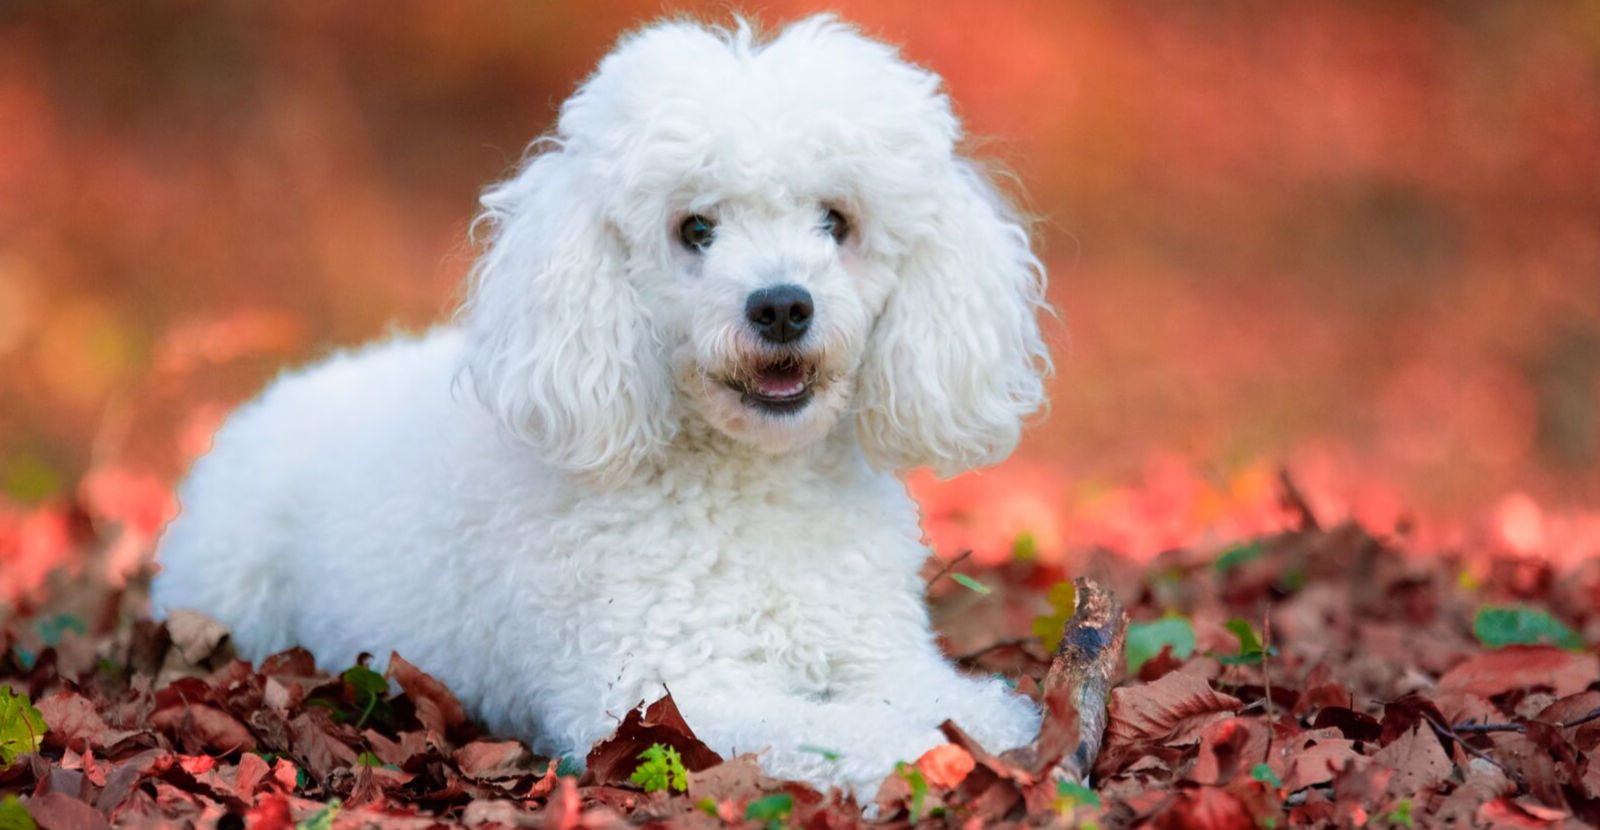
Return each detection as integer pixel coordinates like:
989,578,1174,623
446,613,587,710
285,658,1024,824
4,1,1600,607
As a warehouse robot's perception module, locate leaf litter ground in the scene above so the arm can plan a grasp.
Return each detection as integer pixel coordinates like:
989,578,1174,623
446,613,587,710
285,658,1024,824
3,487,1600,829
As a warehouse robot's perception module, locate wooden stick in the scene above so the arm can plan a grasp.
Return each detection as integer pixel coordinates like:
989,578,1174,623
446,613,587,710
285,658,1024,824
1041,578,1127,782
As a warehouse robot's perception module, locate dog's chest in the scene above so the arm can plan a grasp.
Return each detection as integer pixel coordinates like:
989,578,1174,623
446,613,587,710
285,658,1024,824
564,469,926,692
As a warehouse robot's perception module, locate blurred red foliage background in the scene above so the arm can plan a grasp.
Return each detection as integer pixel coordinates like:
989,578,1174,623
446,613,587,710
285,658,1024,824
3,1,1599,607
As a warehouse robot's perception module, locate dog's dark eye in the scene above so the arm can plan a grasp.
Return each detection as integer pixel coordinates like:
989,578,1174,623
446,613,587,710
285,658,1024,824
679,215,716,252
820,208,850,243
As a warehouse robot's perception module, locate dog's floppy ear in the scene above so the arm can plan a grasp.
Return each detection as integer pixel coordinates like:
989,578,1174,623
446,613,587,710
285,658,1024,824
855,160,1051,477
460,147,674,485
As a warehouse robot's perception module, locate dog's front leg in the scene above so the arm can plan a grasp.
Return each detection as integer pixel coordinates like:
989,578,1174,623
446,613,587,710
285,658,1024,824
668,670,948,799
849,643,1042,755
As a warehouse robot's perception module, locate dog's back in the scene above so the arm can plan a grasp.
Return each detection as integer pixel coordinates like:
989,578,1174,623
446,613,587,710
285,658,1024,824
150,329,478,661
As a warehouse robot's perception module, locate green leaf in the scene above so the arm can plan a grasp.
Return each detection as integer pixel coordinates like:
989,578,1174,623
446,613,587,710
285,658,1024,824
1224,619,1264,654
896,763,929,825
355,751,399,771
630,743,688,793
1126,615,1196,673
340,665,391,729
1214,542,1263,573
1383,799,1414,827
0,795,36,830
0,686,47,765
342,665,388,696
1031,581,1077,651
799,745,842,762
1055,779,1102,809
296,798,340,830
1250,763,1283,788
949,574,992,595
1215,619,1274,666
745,793,794,829
1473,607,1584,651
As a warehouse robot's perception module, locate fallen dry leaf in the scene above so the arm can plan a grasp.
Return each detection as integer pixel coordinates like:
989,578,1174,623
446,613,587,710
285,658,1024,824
1096,669,1242,777
1438,646,1599,700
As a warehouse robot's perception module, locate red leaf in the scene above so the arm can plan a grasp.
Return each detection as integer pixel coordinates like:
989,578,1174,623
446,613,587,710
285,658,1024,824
245,795,295,830
916,743,975,789
1439,646,1599,700
1153,786,1255,830
232,751,271,800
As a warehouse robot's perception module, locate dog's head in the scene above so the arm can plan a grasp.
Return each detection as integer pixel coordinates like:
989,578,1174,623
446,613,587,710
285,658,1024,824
462,16,1050,485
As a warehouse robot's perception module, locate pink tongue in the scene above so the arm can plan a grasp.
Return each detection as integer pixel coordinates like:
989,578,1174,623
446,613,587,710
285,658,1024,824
755,364,805,397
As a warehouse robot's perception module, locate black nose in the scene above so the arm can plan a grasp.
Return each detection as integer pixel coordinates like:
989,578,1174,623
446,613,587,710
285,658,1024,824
745,284,814,344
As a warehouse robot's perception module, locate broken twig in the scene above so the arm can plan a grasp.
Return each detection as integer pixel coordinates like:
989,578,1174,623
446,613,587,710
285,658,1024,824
1036,578,1127,783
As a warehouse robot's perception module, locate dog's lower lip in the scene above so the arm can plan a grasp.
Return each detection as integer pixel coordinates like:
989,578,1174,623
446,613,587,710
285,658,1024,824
725,372,815,415
744,387,812,413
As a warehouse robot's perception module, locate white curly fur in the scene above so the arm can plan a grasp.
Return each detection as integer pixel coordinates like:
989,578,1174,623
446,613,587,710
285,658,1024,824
151,15,1050,798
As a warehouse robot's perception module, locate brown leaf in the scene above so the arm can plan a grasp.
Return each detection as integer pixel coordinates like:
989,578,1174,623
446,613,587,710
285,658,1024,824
1292,663,1351,717
26,791,112,830
454,740,536,781
585,692,722,787
1379,695,1453,754
365,729,428,768
1096,670,1241,778
148,702,256,753
1311,707,1382,743
386,652,467,739
1478,798,1569,829
1371,724,1452,798
1439,646,1599,700
34,692,136,754
686,754,766,803
461,799,539,827
1535,690,1600,729
163,609,232,666
1191,718,1269,787
93,751,167,819
1437,764,1515,826
287,710,359,782
258,648,318,678
1283,737,1363,792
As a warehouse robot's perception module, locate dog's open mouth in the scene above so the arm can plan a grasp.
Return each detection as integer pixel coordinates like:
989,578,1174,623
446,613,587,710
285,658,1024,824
725,356,815,414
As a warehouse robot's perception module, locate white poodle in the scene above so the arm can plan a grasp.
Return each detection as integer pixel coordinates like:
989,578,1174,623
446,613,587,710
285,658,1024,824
152,15,1050,797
